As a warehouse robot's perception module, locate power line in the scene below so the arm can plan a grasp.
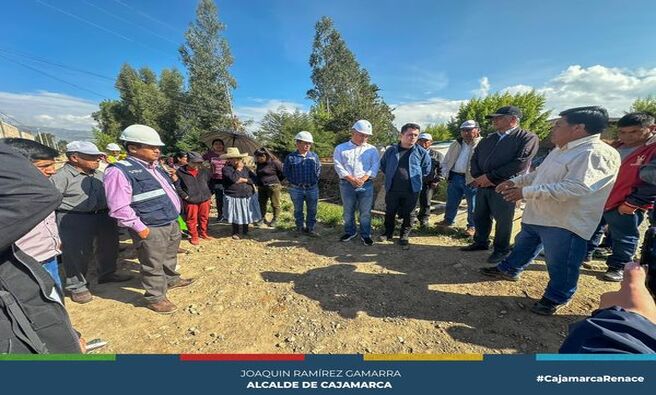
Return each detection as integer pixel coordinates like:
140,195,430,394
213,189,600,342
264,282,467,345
82,0,180,45
35,0,175,60
112,0,180,33
0,53,110,99
0,48,115,81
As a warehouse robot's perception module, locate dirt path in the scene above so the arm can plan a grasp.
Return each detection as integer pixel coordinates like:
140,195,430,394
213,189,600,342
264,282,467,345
66,220,619,355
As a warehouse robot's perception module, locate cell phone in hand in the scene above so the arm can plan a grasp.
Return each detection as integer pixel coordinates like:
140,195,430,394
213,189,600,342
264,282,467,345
86,338,108,352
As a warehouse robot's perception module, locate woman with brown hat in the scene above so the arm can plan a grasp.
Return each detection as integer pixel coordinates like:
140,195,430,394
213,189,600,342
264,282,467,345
221,148,262,239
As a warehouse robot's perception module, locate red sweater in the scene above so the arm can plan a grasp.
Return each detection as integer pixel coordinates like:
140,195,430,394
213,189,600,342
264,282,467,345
604,139,656,211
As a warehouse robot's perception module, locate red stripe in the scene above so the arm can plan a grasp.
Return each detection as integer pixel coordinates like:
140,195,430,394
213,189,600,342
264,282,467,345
180,354,306,361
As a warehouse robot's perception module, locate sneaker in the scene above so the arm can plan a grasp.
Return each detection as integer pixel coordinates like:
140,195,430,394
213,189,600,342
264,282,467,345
361,236,374,246
465,226,476,237
460,243,489,252
146,298,178,315
189,238,200,245
530,297,568,316
479,266,520,281
487,250,511,264
340,233,357,242
231,234,240,240
71,290,93,304
199,234,214,240
602,268,624,282
378,234,392,242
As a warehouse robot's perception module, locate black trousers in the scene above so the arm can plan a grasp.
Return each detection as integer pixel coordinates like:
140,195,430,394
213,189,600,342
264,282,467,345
384,189,420,239
417,184,434,223
472,187,516,253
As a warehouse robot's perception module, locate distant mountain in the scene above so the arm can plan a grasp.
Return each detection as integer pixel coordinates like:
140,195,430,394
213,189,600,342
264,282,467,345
21,126,93,142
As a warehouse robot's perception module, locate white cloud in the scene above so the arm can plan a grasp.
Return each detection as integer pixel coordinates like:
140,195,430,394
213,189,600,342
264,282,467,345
472,76,490,97
0,91,98,131
234,99,307,132
392,65,656,127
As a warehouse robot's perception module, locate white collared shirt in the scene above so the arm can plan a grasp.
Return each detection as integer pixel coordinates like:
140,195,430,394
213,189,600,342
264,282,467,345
512,134,620,239
333,140,380,179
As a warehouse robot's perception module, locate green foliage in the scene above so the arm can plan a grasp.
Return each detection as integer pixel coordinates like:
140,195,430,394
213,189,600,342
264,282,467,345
179,0,236,133
92,128,117,152
307,17,396,147
424,123,455,142
448,90,552,139
256,108,334,158
631,96,656,116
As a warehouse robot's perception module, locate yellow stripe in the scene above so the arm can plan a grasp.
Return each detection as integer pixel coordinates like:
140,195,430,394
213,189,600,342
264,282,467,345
364,354,484,361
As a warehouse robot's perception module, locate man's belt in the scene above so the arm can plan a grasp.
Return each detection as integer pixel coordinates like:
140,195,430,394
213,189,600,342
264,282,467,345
449,171,466,177
56,208,108,215
290,183,317,189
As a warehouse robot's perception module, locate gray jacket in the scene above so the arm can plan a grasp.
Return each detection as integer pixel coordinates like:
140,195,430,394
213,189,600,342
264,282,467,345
441,137,482,184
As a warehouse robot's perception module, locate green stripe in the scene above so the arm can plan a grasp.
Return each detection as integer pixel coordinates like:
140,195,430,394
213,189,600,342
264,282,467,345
0,354,116,361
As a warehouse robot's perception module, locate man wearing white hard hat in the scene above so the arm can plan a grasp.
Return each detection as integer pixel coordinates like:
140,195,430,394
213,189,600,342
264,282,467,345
104,124,194,314
439,120,482,236
333,120,380,245
105,143,125,164
51,141,133,304
283,131,321,236
415,132,444,228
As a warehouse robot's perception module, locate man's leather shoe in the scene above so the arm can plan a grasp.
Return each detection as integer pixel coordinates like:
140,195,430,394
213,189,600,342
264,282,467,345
71,290,93,304
487,250,511,264
98,273,133,284
168,278,195,290
147,298,177,314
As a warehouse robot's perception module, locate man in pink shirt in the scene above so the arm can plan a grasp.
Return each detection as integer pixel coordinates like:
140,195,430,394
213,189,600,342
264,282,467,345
104,124,194,314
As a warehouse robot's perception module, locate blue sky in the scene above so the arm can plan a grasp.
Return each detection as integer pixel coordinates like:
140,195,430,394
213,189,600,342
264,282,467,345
2,0,656,135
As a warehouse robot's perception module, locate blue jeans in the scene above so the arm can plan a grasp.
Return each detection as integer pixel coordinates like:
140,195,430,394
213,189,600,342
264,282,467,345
289,185,319,231
498,223,587,304
444,174,476,227
604,209,645,270
339,180,374,238
42,257,62,291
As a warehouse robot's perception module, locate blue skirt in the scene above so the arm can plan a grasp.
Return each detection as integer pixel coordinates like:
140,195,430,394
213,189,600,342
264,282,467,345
223,194,262,224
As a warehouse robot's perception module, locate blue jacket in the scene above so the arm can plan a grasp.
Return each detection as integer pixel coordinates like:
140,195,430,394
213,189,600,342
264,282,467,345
380,144,432,193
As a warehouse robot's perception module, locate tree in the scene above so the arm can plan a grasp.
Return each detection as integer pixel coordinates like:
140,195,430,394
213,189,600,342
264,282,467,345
449,90,552,139
179,0,236,137
307,17,396,146
257,108,334,158
631,96,656,116
424,123,454,142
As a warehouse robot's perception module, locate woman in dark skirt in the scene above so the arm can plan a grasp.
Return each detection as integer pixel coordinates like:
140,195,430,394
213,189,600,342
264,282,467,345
221,147,262,239
254,148,284,227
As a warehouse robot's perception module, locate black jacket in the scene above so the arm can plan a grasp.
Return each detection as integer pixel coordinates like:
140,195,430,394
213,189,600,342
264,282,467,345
470,128,539,186
0,144,81,354
222,164,257,198
175,165,212,204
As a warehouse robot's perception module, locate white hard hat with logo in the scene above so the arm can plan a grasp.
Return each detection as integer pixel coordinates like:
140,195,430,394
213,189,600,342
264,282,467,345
294,131,314,143
119,124,165,146
106,143,121,151
352,120,372,135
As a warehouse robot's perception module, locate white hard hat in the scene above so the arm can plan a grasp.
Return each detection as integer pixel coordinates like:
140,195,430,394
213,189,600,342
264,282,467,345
352,120,372,135
106,143,121,151
66,141,102,155
294,131,314,143
119,124,165,146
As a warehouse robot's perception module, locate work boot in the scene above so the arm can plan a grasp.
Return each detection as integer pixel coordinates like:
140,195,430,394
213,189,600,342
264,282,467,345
146,298,177,314
168,278,195,290
71,290,93,304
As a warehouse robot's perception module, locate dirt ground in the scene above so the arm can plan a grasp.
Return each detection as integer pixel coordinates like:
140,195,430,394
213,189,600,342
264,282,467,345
66,210,621,355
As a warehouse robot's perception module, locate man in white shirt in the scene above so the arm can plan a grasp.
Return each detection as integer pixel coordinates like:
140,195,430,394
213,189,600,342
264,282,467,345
439,120,482,236
333,120,380,246
481,106,620,316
